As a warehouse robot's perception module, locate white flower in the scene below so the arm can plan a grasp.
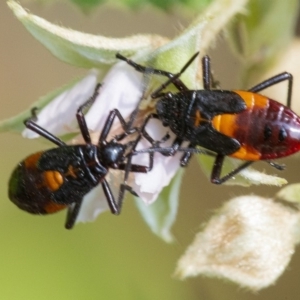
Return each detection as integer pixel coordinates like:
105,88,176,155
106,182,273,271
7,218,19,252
22,70,99,139
11,57,187,225
131,118,183,204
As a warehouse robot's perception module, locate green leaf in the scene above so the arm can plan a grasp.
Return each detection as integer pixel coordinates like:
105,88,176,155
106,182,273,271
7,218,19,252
70,0,105,12
8,0,249,78
134,168,184,243
276,183,300,204
7,0,169,69
140,0,249,90
227,0,300,86
73,0,214,12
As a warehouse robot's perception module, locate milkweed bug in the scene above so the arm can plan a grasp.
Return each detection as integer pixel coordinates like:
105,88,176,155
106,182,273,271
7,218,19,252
8,84,159,229
8,83,208,229
116,52,298,184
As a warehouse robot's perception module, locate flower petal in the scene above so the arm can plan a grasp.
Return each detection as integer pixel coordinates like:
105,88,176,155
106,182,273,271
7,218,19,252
0,76,89,135
175,195,300,290
85,62,143,134
22,70,98,138
75,184,110,224
135,168,184,243
75,169,128,224
276,183,300,204
131,118,183,204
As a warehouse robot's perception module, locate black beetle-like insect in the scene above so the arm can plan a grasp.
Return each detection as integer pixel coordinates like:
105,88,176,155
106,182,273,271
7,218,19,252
8,84,159,229
117,52,298,184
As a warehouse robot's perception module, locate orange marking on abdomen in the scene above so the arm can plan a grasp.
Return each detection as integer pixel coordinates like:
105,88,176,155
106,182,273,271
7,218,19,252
24,152,44,169
43,170,64,191
44,201,67,214
194,110,202,126
212,114,238,139
229,145,261,160
233,90,268,109
212,91,268,161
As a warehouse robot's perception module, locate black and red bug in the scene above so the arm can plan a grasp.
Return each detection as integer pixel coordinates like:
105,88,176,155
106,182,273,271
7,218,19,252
8,84,157,229
116,52,299,183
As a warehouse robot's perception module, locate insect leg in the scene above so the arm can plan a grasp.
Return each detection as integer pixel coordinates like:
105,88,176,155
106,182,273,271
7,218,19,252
117,113,170,208
24,108,66,147
118,163,148,173
139,113,185,158
76,83,101,144
248,72,293,108
116,53,198,95
65,201,83,229
101,179,121,214
102,171,144,215
116,53,186,91
99,109,137,144
116,184,139,215
202,55,211,90
267,160,285,170
211,154,253,184
179,143,198,167
151,53,199,97
122,113,161,180
201,55,221,90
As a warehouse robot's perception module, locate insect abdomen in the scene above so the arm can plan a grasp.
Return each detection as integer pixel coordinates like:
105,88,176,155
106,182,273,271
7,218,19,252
212,91,300,160
8,152,67,215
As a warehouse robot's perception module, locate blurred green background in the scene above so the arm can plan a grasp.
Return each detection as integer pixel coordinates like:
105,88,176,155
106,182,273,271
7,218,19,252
1,1,300,299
